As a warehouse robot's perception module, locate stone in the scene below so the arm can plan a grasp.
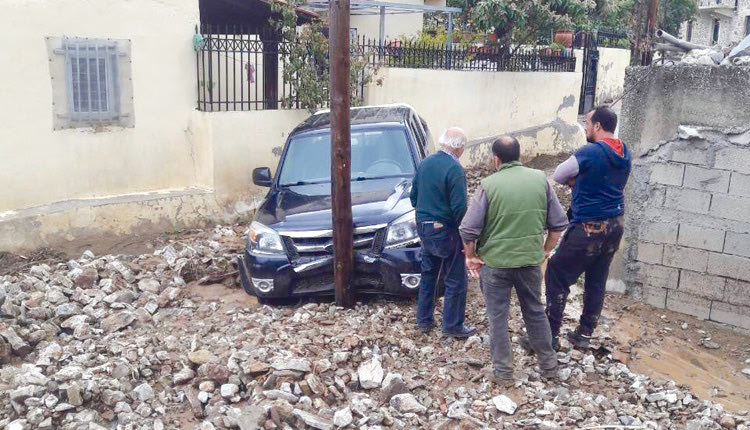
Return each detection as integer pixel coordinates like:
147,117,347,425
333,407,353,428
74,268,98,288
390,393,426,414
198,391,210,403
199,381,216,392
100,311,135,333
270,358,312,373
188,350,215,365
358,357,384,389
447,399,470,419
61,315,90,330
221,383,240,398
174,367,196,385
264,390,299,403
133,383,155,402
0,327,32,356
742,368,750,377
55,302,81,318
138,278,161,293
293,409,333,430
66,383,83,406
492,395,517,415
242,360,270,375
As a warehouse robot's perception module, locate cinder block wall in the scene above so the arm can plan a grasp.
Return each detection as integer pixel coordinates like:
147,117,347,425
620,66,750,331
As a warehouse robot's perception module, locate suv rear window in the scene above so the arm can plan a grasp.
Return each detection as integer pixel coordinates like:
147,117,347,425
278,127,415,186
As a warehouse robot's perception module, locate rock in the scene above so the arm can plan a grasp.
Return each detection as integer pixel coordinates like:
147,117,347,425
742,368,750,377
0,327,32,356
133,383,155,402
264,390,299,403
701,340,720,350
221,383,240,398
492,395,517,415
293,409,333,430
60,315,90,330
447,399,470,419
188,350,215,365
305,373,326,395
390,393,426,414
380,373,408,402
66,383,83,406
55,302,81,318
100,311,135,333
199,381,216,392
74,268,98,288
271,358,312,373
720,415,736,429
559,367,572,381
236,405,266,430
198,391,210,403
138,278,161,293
358,357,384,389
0,336,12,362
174,367,196,385
334,407,353,428
242,360,270,375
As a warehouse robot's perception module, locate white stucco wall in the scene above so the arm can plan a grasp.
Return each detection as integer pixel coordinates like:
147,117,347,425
0,0,202,214
365,67,585,164
350,0,426,41
595,48,631,106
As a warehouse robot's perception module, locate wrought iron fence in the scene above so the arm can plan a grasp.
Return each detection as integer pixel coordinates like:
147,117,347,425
357,38,577,72
196,26,577,112
597,28,631,49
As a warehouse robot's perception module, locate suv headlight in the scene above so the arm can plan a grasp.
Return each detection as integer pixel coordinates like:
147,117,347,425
248,221,284,254
385,211,420,249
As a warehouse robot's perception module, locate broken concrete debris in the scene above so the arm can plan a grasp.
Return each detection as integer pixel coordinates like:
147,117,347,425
0,224,748,429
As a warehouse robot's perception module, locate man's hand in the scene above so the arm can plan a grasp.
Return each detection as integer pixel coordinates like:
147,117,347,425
466,256,485,279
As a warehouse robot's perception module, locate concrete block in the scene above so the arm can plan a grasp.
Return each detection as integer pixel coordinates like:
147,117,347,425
728,172,750,197
639,222,678,244
707,252,750,282
724,279,750,307
664,188,711,213
648,186,667,206
724,232,750,258
662,245,709,272
709,301,750,330
677,224,725,252
709,194,750,222
643,286,667,308
666,290,711,320
679,270,725,300
636,242,663,265
670,144,708,165
714,147,750,175
682,166,730,193
635,263,679,289
650,163,685,186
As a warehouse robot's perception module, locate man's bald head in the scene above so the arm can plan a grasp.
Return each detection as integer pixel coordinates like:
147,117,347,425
491,135,520,163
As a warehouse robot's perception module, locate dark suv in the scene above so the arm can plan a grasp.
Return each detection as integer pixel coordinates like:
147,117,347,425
237,104,433,300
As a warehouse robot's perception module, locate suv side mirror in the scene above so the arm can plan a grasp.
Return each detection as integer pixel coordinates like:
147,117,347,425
252,167,272,187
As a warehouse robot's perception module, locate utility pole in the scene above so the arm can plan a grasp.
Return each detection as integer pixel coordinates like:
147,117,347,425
329,0,355,307
647,0,659,64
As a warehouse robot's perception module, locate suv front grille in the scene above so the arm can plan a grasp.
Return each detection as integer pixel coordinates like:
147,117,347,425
282,229,382,261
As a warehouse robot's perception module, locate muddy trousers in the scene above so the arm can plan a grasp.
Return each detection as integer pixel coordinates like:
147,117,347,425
481,265,558,378
545,216,625,337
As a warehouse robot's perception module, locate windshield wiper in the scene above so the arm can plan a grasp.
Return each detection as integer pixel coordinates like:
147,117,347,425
279,180,328,187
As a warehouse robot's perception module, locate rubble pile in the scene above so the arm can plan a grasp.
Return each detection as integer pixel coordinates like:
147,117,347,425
0,223,748,429
654,30,750,67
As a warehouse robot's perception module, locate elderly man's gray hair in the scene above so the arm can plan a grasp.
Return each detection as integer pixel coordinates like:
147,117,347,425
438,127,467,149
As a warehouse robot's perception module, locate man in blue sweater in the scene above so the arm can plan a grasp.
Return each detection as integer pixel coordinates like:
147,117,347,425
410,127,475,338
545,106,631,350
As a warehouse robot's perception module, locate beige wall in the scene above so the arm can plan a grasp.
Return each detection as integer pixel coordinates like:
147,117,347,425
365,67,586,164
351,0,426,41
595,47,631,106
0,0,201,213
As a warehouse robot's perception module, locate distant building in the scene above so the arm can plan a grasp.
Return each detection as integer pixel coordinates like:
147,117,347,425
680,0,750,46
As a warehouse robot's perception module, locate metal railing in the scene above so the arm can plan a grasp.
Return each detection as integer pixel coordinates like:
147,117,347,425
196,26,577,112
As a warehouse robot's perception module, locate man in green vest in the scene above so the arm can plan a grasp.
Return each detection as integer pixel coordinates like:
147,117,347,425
460,136,568,385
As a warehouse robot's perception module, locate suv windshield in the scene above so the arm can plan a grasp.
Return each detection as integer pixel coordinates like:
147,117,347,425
278,127,415,186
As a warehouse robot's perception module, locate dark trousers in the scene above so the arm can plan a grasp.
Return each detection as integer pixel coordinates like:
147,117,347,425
481,265,558,377
416,222,467,333
545,216,624,337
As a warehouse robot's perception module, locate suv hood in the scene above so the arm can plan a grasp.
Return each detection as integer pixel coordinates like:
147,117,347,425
255,177,413,232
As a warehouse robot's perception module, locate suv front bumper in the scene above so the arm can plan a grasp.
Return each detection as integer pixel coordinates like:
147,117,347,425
237,246,422,299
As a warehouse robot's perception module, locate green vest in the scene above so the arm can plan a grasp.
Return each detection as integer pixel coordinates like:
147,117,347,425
478,161,548,268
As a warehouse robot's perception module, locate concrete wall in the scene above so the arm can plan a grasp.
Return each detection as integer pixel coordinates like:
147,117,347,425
620,65,750,331
349,0,428,41
595,48,631,106
365,67,586,164
0,0,202,213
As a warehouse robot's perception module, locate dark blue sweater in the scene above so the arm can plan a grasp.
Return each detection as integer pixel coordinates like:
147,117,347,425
571,141,632,223
410,151,467,226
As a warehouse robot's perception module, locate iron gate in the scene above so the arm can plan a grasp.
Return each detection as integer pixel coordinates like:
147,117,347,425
578,32,599,114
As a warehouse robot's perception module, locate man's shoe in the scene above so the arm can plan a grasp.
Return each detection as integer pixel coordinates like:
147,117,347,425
520,335,560,354
539,366,559,381
417,323,434,334
566,328,591,350
490,372,515,388
442,324,476,339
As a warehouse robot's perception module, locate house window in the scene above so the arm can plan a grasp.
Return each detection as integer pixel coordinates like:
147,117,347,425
712,19,720,44
687,21,693,41
45,36,134,130
64,39,119,121
746,16,750,36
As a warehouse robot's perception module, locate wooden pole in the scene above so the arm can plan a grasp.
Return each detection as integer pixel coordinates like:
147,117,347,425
329,0,354,307
647,0,659,64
